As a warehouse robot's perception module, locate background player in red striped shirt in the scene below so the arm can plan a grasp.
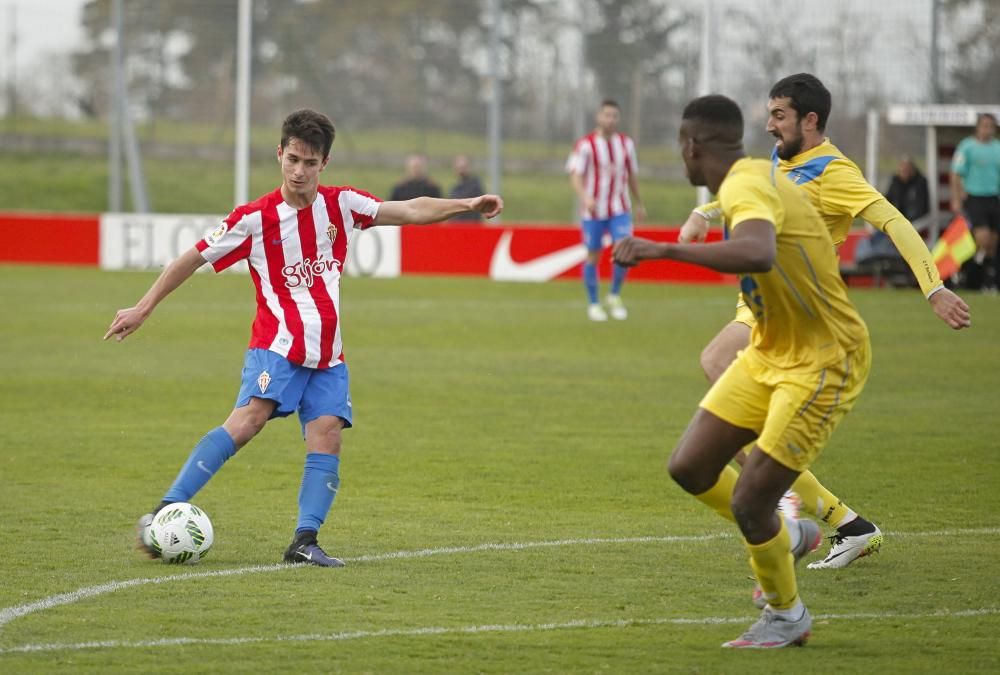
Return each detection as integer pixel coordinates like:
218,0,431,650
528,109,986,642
568,99,645,321
105,109,503,567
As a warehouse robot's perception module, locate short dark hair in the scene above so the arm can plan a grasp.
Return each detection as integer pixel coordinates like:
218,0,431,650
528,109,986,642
681,95,744,145
600,98,621,110
978,113,998,125
281,109,336,159
769,73,832,132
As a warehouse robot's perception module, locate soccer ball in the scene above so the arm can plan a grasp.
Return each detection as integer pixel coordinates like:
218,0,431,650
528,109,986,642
148,502,214,564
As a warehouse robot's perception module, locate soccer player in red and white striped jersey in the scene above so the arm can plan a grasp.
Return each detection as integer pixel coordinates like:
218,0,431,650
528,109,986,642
106,109,502,567
567,99,645,321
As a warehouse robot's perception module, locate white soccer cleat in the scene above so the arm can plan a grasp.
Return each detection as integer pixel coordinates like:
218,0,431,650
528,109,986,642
807,524,883,570
778,491,802,521
723,606,812,649
587,303,609,322
606,294,628,320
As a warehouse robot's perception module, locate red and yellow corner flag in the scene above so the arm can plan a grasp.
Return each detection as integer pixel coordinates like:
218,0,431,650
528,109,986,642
932,215,977,279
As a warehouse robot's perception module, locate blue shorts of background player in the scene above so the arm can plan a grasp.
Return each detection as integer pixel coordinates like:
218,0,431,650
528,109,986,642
581,211,633,319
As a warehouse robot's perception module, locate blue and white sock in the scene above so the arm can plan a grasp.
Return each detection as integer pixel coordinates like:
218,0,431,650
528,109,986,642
583,261,599,304
296,453,340,535
611,263,627,295
162,427,236,503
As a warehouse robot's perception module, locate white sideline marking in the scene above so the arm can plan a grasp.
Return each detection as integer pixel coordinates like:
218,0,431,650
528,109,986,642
2,608,997,654
0,534,726,629
1,527,997,632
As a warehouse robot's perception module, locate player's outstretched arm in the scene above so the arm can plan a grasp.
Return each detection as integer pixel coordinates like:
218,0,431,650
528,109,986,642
104,247,207,342
613,219,775,274
858,200,971,330
374,195,503,226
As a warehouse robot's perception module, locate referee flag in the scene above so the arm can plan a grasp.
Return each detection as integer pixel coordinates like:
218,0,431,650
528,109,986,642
932,215,976,279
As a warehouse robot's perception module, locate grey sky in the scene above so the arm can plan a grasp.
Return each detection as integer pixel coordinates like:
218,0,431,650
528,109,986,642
3,0,85,69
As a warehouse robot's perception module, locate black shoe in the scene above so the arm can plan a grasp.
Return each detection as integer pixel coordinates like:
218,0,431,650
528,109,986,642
282,532,345,567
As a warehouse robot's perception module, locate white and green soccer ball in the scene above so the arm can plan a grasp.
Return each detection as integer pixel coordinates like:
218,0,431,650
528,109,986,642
148,503,214,564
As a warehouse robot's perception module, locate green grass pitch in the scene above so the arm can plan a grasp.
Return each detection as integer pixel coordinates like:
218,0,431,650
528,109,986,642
1,265,998,672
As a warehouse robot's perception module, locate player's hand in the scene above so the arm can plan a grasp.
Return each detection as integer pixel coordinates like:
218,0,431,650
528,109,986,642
613,236,665,267
582,195,597,218
679,210,710,243
949,199,962,215
469,194,504,219
632,204,647,224
104,307,149,342
929,288,971,330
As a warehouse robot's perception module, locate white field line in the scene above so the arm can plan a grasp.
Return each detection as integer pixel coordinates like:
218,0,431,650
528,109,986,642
2,608,998,655
1,527,997,632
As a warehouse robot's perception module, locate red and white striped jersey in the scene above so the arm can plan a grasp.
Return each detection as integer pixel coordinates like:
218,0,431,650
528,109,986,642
195,185,382,369
567,132,639,220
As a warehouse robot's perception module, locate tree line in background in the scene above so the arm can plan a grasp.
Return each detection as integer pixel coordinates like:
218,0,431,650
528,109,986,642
7,0,999,158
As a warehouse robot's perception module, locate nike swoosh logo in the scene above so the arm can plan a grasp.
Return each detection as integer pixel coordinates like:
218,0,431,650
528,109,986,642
297,550,313,561
489,230,589,282
270,236,290,245
326,482,339,493
196,460,213,476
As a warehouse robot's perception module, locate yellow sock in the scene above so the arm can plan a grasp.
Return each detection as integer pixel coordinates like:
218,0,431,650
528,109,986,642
693,466,738,524
791,470,856,528
747,519,799,610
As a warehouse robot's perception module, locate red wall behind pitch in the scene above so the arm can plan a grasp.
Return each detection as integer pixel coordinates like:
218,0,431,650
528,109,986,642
0,212,100,265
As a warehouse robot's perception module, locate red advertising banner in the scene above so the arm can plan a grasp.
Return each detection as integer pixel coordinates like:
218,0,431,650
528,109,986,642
0,211,868,286
401,224,734,283
0,212,100,265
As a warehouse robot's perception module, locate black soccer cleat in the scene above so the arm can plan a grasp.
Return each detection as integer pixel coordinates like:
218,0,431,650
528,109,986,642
282,532,345,568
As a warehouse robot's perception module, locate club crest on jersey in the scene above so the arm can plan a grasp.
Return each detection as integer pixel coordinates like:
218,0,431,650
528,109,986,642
257,370,271,393
206,222,228,245
326,223,337,244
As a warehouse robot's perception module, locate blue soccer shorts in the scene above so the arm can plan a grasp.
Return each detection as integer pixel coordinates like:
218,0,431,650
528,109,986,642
235,348,353,435
581,212,634,252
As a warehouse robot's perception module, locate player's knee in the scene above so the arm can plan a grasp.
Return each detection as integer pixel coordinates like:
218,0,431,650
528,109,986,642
225,409,270,446
306,417,344,454
229,418,266,445
699,346,718,382
700,343,728,383
667,450,711,494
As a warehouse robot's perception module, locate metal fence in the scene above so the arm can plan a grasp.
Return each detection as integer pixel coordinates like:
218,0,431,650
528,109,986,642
2,0,997,213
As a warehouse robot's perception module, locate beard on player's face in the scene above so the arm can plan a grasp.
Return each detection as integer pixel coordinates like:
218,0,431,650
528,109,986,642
774,124,805,160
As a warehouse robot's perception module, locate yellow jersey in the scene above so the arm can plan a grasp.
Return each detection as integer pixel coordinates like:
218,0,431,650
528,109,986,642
773,139,880,246
719,158,869,372
701,138,943,297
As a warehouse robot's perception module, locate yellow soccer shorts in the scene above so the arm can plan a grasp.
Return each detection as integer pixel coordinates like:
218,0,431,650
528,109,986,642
699,339,871,472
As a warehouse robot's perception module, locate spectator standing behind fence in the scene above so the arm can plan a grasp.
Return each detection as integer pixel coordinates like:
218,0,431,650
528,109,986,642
448,155,486,223
950,113,1000,292
390,154,442,202
886,156,929,223
858,156,931,264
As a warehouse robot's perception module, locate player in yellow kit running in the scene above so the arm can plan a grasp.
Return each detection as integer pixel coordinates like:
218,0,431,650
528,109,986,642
681,74,970,575
615,94,872,648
